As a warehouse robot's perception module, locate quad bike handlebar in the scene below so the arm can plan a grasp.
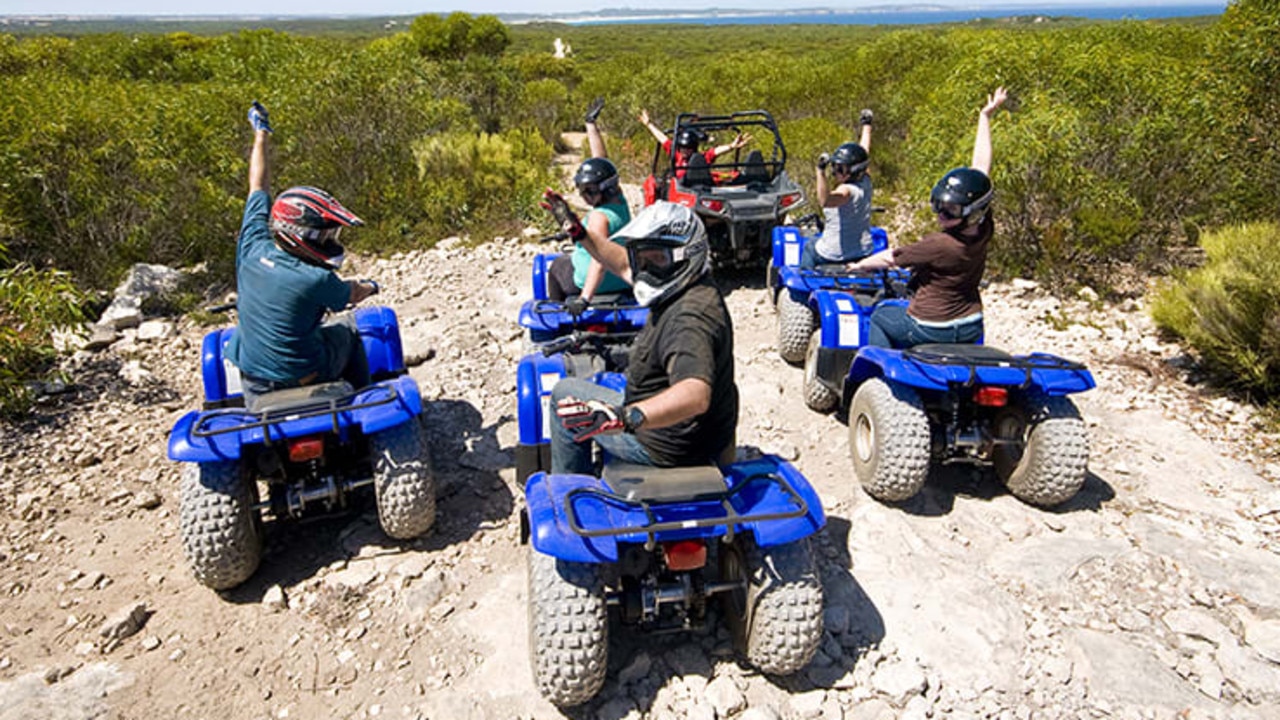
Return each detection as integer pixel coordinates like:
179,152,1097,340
540,329,638,357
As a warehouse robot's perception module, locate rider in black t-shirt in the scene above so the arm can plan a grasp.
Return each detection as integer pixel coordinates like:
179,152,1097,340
539,196,739,473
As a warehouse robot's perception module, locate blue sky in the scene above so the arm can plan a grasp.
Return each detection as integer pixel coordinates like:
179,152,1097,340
0,0,1206,18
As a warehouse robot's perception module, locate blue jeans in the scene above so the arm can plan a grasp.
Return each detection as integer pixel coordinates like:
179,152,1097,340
799,235,866,269
550,378,654,475
867,304,984,349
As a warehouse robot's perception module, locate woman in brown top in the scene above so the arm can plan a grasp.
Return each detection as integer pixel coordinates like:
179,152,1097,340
846,87,1008,348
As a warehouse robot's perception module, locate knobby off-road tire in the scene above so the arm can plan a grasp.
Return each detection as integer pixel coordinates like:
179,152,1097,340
803,329,839,413
180,461,262,590
994,395,1089,507
777,289,815,365
722,536,823,675
526,549,608,707
371,421,437,540
849,377,931,502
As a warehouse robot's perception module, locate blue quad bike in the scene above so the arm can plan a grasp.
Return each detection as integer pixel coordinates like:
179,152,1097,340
811,334,1096,507
167,306,436,590
517,246,648,349
515,331,826,707
767,215,911,367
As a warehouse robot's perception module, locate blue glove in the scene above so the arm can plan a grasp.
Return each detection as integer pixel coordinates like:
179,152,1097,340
248,101,273,134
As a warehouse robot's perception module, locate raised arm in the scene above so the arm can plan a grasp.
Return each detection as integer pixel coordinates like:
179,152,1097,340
543,190,631,282
970,87,1007,176
585,96,607,159
711,132,752,158
637,108,669,145
858,108,873,154
247,101,272,194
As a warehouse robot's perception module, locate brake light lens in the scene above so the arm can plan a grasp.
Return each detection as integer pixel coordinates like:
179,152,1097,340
779,193,802,209
700,198,725,213
973,386,1008,407
288,436,326,462
662,540,707,571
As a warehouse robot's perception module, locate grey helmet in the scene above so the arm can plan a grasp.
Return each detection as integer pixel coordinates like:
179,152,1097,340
613,201,710,307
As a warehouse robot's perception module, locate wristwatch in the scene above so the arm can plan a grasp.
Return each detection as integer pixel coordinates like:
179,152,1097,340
624,405,647,433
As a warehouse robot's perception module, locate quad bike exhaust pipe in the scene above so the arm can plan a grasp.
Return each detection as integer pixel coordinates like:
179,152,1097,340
253,475,375,516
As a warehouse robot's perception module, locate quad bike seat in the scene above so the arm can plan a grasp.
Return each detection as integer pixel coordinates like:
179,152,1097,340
682,154,714,188
602,462,727,502
245,380,356,415
740,150,771,188
906,343,1013,365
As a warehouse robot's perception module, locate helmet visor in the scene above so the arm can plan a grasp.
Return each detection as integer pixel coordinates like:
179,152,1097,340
577,183,602,200
630,240,688,284
931,198,965,220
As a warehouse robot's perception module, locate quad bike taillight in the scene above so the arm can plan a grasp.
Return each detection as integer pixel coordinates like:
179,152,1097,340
779,193,803,209
973,386,1009,408
700,198,726,213
287,436,326,463
661,540,707,571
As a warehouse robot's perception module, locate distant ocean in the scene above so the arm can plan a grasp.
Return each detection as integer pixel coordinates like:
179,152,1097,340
562,4,1225,26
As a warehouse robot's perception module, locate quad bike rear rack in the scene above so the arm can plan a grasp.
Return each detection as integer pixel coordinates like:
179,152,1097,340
903,346,1088,390
190,384,400,445
562,471,809,550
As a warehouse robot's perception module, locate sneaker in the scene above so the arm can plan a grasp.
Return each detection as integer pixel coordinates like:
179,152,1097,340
584,96,605,125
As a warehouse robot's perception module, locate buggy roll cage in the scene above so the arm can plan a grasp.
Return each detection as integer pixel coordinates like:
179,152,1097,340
652,110,791,183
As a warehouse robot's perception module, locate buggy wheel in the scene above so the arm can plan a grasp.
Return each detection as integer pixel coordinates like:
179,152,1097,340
721,535,823,675
180,461,262,590
803,329,839,413
371,421,437,539
849,377,930,502
527,548,608,707
993,396,1089,507
777,289,815,365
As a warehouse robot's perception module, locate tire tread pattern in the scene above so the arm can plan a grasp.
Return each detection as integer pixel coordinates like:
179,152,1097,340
743,538,824,675
527,550,608,707
179,461,262,590
850,377,930,502
777,290,815,365
372,421,437,539
1003,396,1089,507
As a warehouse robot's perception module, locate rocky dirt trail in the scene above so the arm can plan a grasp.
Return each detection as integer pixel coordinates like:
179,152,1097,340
3,138,1280,720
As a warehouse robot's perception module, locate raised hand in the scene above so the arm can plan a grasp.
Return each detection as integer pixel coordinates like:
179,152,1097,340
556,396,624,442
540,189,586,242
982,87,1008,117
860,108,874,126
248,100,273,133
816,153,831,170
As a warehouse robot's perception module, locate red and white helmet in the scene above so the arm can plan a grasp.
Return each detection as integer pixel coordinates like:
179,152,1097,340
269,186,364,268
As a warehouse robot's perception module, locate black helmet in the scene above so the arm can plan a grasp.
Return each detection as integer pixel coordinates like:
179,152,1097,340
573,157,620,201
674,127,705,151
830,142,870,179
931,167,993,226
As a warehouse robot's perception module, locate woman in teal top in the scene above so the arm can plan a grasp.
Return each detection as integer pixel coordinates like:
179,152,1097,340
546,98,633,314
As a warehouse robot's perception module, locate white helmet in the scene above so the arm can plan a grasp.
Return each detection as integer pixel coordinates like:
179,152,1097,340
614,201,710,307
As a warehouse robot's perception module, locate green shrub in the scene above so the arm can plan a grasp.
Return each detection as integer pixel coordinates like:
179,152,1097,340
1151,223,1280,399
0,243,87,418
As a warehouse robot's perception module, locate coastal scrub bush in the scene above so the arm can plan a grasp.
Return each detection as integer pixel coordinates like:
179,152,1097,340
0,243,86,418
1151,223,1280,400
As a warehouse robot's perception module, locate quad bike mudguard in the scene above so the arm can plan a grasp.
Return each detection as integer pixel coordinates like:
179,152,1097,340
518,252,649,343
167,374,422,463
846,344,1096,396
524,454,826,564
171,304,420,463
